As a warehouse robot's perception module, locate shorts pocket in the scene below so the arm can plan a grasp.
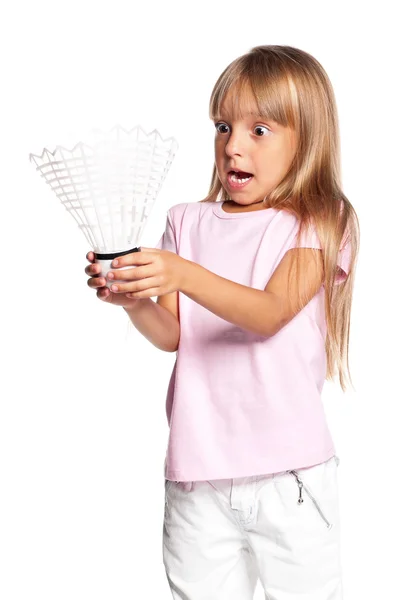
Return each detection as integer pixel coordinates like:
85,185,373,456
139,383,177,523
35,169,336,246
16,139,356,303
164,479,175,507
287,469,333,529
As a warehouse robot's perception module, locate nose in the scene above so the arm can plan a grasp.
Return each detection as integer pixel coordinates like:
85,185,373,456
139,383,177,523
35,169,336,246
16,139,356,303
224,128,246,157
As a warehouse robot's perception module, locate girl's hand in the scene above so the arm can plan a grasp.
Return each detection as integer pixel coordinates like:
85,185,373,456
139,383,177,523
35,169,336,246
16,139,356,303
105,247,187,299
85,251,141,309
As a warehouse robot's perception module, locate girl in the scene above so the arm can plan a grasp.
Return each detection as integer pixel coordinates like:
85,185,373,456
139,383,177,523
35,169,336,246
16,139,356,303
85,45,359,599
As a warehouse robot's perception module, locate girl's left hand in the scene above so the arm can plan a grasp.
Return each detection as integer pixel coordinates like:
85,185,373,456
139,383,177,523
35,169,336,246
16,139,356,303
106,247,187,299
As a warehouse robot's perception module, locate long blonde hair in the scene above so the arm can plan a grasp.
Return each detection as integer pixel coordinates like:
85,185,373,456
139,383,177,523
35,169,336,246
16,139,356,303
200,45,360,392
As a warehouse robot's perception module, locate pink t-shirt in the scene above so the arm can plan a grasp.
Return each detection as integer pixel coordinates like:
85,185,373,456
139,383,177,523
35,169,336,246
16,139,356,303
156,200,351,482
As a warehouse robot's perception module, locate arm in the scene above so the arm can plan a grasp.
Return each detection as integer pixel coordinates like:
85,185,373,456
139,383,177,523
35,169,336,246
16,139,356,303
181,248,324,337
124,298,180,352
109,246,323,340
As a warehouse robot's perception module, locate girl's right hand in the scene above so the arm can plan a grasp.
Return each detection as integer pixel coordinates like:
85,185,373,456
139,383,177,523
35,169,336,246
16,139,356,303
85,251,141,310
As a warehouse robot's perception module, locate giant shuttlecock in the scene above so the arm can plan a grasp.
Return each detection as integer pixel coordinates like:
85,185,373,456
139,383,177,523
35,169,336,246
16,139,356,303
29,124,178,288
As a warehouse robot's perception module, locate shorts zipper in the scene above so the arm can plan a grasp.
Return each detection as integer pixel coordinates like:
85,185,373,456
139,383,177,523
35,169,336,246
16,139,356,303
289,470,333,529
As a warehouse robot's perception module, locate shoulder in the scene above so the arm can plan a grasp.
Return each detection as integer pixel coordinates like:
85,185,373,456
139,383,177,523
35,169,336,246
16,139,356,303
167,202,191,218
265,209,320,250
289,210,328,247
167,200,212,223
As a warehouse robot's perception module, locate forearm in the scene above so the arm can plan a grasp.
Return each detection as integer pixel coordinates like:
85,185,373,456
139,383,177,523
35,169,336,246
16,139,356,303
123,298,180,352
181,261,282,337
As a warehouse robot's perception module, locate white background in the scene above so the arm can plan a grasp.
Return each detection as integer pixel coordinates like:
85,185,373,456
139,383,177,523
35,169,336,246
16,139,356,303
1,1,397,598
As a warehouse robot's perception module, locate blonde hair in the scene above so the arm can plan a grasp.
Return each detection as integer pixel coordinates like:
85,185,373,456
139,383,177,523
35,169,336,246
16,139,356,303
200,45,360,392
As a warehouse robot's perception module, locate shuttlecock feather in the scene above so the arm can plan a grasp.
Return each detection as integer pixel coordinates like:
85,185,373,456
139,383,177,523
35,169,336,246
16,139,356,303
29,124,178,288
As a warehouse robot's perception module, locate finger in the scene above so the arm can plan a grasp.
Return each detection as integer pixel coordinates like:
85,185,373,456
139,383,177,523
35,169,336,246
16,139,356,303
88,276,107,289
107,265,153,281
86,251,95,262
126,288,159,299
108,276,160,294
111,251,154,268
138,247,158,253
97,288,110,300
85,263,102,276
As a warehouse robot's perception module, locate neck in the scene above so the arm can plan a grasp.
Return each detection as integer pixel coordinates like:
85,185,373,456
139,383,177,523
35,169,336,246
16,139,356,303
224,199,269,212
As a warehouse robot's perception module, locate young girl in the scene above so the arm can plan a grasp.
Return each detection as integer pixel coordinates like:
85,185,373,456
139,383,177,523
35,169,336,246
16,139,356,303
85,45,359,599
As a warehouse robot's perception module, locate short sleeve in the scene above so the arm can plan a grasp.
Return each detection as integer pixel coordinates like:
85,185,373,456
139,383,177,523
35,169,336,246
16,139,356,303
155,210,178,253
292,218,351,285
335,238,352,284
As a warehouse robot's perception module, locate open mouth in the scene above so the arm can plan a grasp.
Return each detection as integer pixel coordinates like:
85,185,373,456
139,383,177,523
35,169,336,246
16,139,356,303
227,170,254,188
229,169,253,179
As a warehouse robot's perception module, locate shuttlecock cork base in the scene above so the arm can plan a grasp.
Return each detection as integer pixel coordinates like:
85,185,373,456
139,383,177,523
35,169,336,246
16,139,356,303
95,246,141,290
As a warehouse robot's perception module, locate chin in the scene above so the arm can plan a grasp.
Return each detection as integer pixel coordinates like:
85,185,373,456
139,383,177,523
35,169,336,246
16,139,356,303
228,196,262,205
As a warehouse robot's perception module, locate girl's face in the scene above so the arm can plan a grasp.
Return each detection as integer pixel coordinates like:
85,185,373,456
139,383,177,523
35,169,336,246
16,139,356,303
213,89,297,208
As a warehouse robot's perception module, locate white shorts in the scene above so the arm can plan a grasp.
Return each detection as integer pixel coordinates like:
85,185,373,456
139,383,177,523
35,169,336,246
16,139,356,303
163,455,343,599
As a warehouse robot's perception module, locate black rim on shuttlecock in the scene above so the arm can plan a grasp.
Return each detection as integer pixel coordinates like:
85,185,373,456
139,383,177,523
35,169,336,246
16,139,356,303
94,247,141,260
29,125,179,256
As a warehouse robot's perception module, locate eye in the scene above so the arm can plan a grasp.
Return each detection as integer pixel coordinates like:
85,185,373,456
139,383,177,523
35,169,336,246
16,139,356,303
214,122,229,134
254,125,271,136
214,122,271,136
